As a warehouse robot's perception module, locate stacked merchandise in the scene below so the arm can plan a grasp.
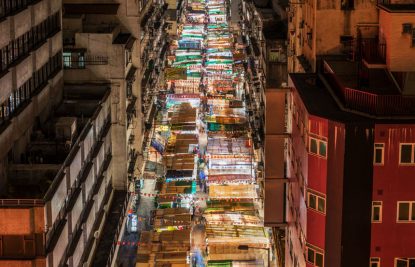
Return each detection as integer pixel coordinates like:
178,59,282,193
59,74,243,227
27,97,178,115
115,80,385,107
166,133,198,154
136,0,272,265
199,0,271,265
168,102,198,132
152,208,192,232
157,180,197,209
136,230,191,267
204,199,257,215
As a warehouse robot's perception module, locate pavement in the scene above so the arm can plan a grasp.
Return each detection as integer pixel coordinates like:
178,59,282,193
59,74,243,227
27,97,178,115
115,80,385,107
191,224,206,267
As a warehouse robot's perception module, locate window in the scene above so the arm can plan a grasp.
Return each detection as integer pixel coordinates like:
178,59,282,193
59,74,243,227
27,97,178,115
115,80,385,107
307,191,326,214
397,202,415,222
374,143,384,165
372,201,382,222
306,245,324,267
309,137,327,158
63,51,85,69
399,143,415,164
370,257,380,267
395,258,415,267
403,23,413,34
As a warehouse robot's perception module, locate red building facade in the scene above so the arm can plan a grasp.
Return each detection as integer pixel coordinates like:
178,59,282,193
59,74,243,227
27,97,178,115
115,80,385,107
371,124,415,266
283,71,415,267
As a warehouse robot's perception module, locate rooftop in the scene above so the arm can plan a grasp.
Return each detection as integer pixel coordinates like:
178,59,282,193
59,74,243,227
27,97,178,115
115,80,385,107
378,3,415,12
289,74,368,123
0,85,110,200
324,60,399,95
290,69,415,121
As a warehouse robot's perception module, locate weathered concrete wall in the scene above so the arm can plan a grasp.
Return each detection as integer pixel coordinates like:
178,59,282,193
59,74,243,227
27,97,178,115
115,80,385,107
380,9,415,72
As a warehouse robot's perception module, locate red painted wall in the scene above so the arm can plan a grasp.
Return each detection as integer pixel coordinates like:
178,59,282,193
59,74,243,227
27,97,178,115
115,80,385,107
371,124,415,266
306,115,328,250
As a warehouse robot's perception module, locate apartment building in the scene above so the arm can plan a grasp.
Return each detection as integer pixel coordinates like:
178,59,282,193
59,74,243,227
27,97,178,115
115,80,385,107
287,0,379,73
61,1,168,265
0,0,63,184
239,1,289,265
0,83,113,267
139,0,168,124
62,2,141,191
0,0,64,265
266,2,415,267
239,0,288,149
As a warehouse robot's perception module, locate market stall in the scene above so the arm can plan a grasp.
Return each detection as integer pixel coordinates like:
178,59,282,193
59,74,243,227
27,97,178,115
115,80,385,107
208,184,257,199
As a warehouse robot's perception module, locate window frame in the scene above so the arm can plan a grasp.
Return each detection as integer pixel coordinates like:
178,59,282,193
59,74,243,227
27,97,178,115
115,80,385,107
371,201,382,223
397,201,415,223
309,136,327,158
307,190,326,215
306,244,324,267
399,143,415,165
395,258,415,267
373,143,385,165
370,257,380,267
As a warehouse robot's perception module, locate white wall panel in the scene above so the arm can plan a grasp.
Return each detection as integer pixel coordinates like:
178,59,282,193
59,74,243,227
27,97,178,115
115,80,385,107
85,164,95,201
69,148,82,187
53,222,68,267
73,233,84,267
86,203,96,241
71,193,83,231
51,174,67,225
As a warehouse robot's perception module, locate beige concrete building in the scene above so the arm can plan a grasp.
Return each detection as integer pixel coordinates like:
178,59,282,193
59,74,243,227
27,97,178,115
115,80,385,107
61,1,169,265
287,0,378,73
0,0,63,190
0,2,120,267
62,0,168,189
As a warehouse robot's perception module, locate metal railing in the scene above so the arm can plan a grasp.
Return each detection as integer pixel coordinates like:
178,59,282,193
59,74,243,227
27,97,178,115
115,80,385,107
0,199,45,207
323,61,415,116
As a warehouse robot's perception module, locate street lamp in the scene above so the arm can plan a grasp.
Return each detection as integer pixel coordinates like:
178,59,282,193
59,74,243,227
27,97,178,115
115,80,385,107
237,245,271,267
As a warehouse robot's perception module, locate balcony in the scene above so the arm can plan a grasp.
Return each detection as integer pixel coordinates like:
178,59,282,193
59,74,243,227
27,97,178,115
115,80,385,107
0,0,39,19
322,60,415,116
63,53,109,69
0,51,62,131
0,11,61,74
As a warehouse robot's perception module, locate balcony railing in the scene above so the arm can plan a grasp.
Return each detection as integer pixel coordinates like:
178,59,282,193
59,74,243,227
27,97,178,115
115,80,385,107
63,54,109,69
0,51,62,127
0,11,61,74
0,0,39,19
323,61,415,116
0,199,45,207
